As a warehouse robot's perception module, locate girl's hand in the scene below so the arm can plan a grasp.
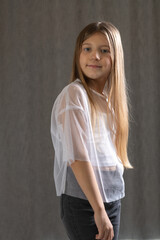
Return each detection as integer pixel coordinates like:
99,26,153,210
94,208,114,240
71,161,114,239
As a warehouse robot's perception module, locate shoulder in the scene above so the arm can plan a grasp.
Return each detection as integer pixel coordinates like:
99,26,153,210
56,79,85,96
54,79,89,111
66,79,87,101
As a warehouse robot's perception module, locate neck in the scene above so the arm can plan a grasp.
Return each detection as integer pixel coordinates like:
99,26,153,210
87,78,106,94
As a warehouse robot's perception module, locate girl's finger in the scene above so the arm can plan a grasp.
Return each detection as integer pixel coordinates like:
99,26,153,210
102,230,109,240
95,230,104,240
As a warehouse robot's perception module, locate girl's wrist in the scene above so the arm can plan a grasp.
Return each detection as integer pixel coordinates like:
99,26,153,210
93,203,105,213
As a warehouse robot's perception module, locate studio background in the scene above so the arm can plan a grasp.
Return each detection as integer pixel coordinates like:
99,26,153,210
0,0,160,239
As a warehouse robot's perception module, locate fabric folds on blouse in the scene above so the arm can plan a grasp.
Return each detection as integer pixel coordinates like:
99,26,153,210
50,78,125,203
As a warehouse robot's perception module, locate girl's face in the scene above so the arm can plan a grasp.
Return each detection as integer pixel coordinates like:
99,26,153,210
79,32,112,85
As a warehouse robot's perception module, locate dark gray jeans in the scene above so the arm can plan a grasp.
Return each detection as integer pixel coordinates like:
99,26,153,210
60,194,121,240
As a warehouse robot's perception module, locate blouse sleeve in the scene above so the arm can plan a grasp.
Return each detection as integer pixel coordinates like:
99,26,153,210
56,84,91,165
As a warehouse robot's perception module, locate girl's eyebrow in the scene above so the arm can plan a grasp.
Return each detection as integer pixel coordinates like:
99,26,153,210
82,43,110,48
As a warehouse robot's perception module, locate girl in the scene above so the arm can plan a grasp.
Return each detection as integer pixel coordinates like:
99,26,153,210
50,21,132,240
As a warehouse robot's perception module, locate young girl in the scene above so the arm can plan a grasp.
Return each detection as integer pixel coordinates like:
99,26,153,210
50,21,132,240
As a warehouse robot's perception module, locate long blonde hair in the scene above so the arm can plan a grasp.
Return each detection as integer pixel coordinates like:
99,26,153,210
70,21,132,168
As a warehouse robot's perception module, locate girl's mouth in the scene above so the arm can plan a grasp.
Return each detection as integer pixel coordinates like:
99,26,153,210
86,64,102,68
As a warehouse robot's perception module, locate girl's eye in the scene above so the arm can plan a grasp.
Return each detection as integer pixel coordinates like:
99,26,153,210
101,49,110,53
84,47,91,52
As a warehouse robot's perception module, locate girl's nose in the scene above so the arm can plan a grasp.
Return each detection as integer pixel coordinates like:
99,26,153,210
90,51,100,60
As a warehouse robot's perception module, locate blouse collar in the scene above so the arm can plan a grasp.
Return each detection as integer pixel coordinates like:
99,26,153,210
89,88,108,101
75,78,108,101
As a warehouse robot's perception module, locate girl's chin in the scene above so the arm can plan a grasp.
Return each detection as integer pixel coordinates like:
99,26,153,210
86,76,104,81
83,74,102,80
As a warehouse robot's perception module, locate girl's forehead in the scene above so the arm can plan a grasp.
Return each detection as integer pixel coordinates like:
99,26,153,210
82,32,109,46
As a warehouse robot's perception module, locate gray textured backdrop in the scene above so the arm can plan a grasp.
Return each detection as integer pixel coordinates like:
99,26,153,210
0,0,160,239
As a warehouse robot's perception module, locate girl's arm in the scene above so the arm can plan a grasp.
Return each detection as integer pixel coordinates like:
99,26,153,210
71,160,114,240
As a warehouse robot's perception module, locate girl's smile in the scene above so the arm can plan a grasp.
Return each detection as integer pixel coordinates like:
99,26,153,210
79,32,112,93
86,64,102,68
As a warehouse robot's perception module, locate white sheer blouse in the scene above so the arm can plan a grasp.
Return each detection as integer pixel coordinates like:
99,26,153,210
50,78,125,203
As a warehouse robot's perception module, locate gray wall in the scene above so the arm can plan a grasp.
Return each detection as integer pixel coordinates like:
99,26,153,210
0,0,160,239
